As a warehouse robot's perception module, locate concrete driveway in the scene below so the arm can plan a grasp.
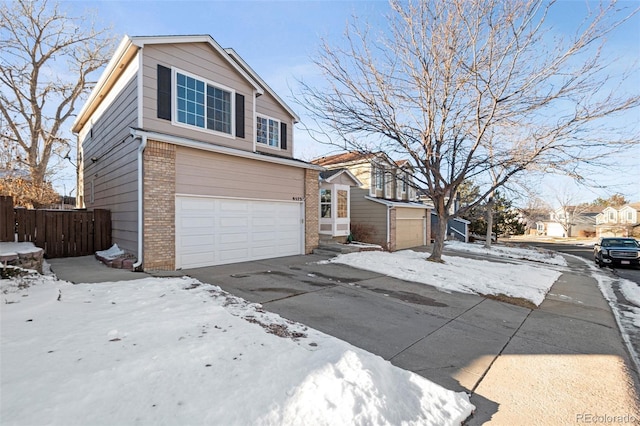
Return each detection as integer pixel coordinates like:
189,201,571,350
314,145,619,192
181,252,640,424
49,251,640,424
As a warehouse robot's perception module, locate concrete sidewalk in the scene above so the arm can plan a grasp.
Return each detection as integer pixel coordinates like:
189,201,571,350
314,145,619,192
47,251,640,424
47,256,149,283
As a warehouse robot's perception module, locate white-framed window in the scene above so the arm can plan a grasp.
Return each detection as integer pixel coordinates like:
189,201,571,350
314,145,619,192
626,211,633,222
609,211,616,221
320,189,331,218
375,167,384,190
257,115,280,148
337,190,348,218
174,69,233,135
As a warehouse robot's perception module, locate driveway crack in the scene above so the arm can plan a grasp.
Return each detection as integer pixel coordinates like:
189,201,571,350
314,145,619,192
388,297,486,361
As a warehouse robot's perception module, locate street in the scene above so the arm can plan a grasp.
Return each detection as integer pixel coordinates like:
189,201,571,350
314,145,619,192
524,241,640,285
522,240,640,377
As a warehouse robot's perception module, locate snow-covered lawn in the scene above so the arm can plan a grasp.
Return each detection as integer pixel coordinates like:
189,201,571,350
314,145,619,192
1,269,474,426
445,240,568,266
327,247,563,306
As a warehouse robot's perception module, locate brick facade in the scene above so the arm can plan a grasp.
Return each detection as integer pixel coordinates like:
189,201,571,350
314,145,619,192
304,169,320,254
388,207,397,252
143,140,176,270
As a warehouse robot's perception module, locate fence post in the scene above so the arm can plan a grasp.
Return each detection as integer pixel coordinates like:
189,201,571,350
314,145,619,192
0,196,14,241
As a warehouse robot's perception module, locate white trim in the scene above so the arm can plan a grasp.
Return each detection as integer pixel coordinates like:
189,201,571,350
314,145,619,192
77,55,140,140
252,89,258,152
73,36,136,132
130,35,263,95
321,169,362,187
256,114,281,149
172,67,236,139
174,193,303,204
131,129,323,171
364,196,430,209
225,48,300,122
137,51,144,129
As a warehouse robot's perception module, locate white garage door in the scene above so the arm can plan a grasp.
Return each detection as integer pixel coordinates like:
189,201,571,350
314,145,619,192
176,196,303,269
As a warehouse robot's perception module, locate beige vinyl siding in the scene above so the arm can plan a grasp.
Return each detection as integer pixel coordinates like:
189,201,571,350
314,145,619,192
349,188,387,247
347,163,373,189
175,146,304,200
255,91,294,157
395,207,426,250
142,43,254,152
82,75,139,254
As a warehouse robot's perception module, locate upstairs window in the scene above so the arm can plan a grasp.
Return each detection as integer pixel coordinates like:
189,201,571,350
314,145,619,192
176,71,232,135
375,167,384,190
257,116,280,147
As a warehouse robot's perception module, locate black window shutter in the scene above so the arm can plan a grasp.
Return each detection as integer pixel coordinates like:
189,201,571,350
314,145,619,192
157,65,171,120
235,93,245,138
280,122,287,150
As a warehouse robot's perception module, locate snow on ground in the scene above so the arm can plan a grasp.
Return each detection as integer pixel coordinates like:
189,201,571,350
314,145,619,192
1,269,474,426
445,240,567,266
580,261,640,374
0,241,43,255
328,248,562,306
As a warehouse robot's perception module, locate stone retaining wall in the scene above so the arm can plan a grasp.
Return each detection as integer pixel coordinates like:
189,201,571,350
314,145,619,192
0,248,44,274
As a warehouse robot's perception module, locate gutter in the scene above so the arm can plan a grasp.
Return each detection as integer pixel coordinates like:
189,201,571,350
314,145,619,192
130,128,323,171
132,132,147,270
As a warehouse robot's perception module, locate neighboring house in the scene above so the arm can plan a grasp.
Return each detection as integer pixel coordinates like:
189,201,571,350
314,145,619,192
536,206,602,237
319,169,362,239
417,189,470,243
73,35,322,271
312,152,430,251
595,203,640,237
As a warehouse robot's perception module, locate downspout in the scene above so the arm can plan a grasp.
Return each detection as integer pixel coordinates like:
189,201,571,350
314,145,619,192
132,133,147,271
386,205,391,250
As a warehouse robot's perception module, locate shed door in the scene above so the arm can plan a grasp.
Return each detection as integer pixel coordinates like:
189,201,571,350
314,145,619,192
176,196,303,269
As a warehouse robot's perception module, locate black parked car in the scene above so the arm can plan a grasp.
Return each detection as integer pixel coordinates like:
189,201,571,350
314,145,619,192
593,237,640,268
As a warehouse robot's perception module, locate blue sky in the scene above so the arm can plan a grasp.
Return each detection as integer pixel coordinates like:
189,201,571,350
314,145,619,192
55,0,639,205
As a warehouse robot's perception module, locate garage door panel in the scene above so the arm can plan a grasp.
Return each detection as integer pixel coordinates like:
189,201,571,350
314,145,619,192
396,218,424,250
176,196,302,269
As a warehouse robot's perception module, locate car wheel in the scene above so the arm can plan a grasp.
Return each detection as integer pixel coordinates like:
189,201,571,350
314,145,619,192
595,255,603,268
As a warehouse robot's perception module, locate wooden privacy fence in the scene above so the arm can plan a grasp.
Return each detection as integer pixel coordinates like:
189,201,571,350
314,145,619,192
0,196,111,258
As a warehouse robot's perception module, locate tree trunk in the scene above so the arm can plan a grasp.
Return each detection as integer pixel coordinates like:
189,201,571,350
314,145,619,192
485,195,495,248
428,196,449,262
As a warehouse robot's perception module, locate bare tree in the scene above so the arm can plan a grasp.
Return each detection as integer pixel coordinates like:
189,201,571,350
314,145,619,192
297,0,640,262
551,189,591,238
0,0,113,204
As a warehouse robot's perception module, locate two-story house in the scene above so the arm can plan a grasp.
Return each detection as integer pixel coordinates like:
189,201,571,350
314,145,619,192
536,205,602,238
72,35,322,271
595,203,640,237
312,152,431,251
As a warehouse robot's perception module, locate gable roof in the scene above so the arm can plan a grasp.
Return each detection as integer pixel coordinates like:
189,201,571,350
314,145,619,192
312,151,413,169
73,34,298,133
623,202,640,211
312,151,377,167
319,168,362,186
224,48,299,122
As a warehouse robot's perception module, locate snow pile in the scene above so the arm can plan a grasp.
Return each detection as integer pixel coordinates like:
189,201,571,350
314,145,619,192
329,250,561,306
446,240,567,266
1,273,474,426
95,243,125,260
0,241,42,256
